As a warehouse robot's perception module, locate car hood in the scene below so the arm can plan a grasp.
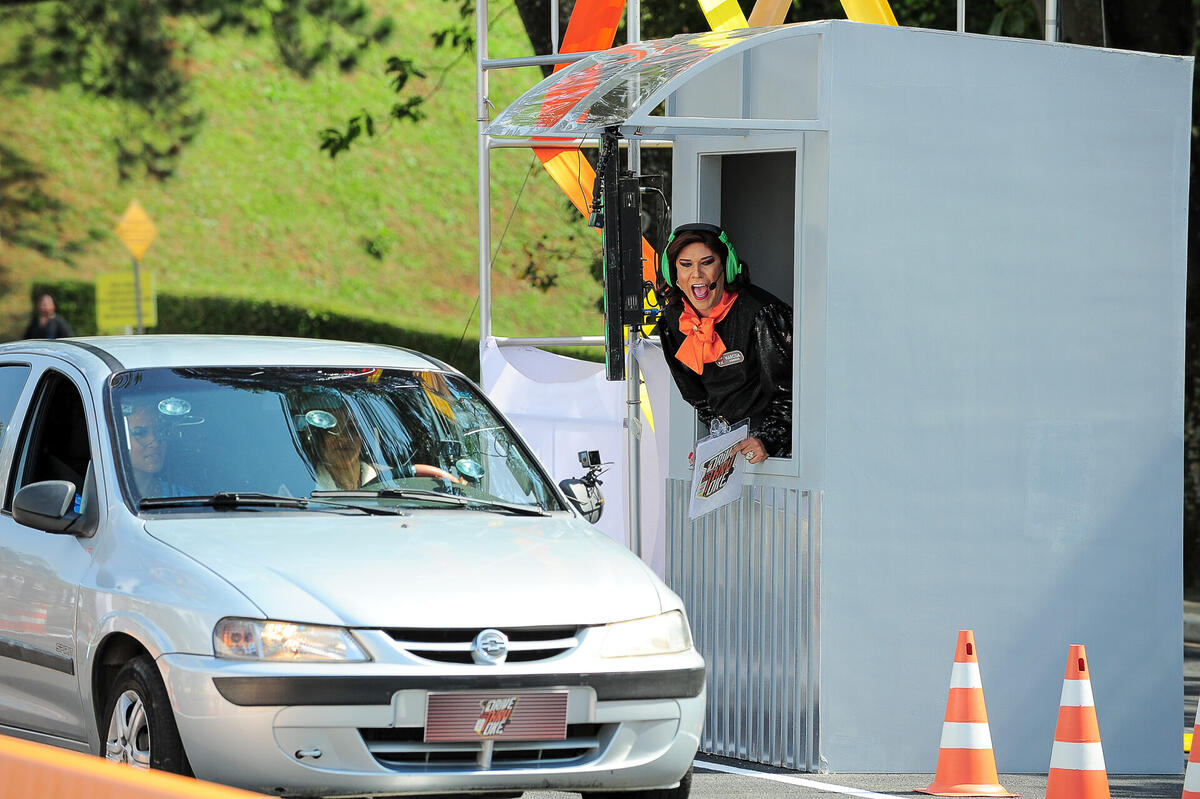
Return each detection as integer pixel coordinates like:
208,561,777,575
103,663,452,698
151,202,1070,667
143,511,665,628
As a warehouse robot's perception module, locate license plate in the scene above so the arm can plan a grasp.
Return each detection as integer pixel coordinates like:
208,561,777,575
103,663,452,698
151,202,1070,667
424,691,568,742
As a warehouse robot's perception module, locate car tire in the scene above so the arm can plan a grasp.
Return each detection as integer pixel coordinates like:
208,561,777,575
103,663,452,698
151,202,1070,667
102,655,191,775
581,766,693,799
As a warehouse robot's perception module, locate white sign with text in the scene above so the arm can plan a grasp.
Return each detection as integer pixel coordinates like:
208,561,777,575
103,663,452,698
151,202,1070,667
688,422,748,519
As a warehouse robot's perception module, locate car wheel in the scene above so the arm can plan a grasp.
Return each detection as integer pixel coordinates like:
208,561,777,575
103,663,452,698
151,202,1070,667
102,655,191,775
581,766,693,799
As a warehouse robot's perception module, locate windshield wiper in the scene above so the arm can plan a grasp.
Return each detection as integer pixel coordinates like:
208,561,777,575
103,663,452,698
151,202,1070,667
139,492,407,517
311,488,549,516
462,497,550,517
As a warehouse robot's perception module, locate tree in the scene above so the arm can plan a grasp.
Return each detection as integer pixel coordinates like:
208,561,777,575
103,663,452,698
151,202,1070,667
0,0,398,179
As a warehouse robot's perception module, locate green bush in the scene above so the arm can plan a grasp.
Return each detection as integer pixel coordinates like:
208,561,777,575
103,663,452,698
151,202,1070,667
28,281,482,381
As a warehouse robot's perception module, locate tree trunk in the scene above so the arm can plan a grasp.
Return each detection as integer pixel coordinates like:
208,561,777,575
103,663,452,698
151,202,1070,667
512,0,578,76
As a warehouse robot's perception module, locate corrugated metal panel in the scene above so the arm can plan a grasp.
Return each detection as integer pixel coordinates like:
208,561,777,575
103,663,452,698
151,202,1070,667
666,480,819,770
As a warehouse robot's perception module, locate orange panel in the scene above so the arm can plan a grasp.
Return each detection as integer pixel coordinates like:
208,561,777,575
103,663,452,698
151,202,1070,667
557,0,626,63
533,149,658,284
0,734,258,799
535,148,596,217
529,0,666,310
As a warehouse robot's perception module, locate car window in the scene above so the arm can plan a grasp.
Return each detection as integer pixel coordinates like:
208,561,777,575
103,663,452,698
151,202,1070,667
107,367,564,512
0,364,31,447
6,372,97,526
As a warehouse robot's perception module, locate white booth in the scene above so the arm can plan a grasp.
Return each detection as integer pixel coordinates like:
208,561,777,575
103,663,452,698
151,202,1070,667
487,20,1192,773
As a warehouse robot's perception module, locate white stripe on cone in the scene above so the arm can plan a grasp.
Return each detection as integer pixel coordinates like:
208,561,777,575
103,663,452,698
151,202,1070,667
938,722,994,750
1184,765,1200,793
1048,741,1106,771
1058,679,1095,707
949,662,982,689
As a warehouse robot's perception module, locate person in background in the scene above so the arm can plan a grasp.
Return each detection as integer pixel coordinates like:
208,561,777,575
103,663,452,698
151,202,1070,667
656,223,793,463
23,293,74,339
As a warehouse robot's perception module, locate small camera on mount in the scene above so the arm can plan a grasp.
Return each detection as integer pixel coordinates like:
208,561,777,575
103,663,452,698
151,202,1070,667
560,450,606,523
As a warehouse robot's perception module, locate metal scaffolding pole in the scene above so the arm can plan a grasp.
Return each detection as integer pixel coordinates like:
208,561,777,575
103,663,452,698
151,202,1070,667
624,0,643,559
476,0,491,343
476,0,650,563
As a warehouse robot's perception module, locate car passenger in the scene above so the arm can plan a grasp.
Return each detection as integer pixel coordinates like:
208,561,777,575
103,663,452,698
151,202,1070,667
123,403,189,498
309,408,380,491
307,404,466,490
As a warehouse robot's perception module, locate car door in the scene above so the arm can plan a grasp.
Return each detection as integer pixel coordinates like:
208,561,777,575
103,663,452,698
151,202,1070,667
0,364,100,746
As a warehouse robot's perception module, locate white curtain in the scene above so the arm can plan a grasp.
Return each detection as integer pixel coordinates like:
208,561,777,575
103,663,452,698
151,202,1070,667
480,337,672,577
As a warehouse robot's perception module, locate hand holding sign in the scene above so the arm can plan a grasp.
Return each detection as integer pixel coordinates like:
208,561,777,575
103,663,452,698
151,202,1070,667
688,421,748,519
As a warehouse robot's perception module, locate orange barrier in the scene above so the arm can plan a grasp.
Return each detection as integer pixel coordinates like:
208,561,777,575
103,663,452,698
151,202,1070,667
0,734,257,799
564,0,624,54
1045,645,1110,799
531,0,661,289
918,630,1015,797
532,149,660,293
1185,715,1200,799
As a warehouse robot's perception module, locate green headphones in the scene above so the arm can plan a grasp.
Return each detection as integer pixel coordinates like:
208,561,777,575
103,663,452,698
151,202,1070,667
661,223,741,288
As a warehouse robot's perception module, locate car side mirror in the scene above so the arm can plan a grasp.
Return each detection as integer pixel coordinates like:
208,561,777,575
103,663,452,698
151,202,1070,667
559,477,603,524
13,480,85,535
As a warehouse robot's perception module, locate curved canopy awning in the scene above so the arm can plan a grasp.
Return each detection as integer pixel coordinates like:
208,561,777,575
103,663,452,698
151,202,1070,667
486,22,828,140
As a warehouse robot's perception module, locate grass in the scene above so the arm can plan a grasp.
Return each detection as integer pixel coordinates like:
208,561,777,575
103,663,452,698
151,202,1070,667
0,2,605,344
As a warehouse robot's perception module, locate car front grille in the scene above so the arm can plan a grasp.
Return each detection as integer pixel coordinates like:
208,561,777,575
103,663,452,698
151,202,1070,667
384,626,582,664
359,724,608,770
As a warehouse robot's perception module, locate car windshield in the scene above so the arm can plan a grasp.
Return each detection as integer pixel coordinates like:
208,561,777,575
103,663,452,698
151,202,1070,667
107,367,562,513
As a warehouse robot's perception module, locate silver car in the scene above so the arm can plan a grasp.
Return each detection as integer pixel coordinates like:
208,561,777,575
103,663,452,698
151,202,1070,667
0,336,704,797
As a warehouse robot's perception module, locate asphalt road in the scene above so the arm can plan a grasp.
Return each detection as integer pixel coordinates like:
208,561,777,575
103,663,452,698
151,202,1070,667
521,768,1185,799
518,642,1200,799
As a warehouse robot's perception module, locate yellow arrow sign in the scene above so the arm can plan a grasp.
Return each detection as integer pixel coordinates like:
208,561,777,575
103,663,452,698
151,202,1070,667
115,200,158,261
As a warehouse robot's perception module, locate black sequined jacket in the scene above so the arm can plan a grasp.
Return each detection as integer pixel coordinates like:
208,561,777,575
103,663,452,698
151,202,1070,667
657,284,793,457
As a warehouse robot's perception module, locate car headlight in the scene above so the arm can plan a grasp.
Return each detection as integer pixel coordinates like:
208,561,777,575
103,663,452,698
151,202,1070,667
213,618,369,662
600,610,693,658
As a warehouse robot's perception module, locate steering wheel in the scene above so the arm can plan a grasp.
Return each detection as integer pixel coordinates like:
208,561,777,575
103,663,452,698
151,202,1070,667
360,464,465,489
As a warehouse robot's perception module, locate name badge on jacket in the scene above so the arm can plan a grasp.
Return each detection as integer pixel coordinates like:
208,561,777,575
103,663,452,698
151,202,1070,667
715,351,744,367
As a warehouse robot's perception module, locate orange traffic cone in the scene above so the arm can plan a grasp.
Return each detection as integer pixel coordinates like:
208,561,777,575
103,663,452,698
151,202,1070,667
918,630,1015,797
1184,713,1200,799
1045,645,1109,799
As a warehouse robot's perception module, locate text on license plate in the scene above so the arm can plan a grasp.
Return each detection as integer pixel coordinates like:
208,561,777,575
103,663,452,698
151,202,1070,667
424,691,568,742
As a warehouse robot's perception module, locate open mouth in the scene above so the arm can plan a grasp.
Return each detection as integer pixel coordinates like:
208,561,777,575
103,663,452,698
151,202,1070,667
690,284,710,302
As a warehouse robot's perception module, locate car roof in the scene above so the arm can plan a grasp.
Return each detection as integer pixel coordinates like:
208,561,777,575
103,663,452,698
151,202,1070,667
0,335,451,374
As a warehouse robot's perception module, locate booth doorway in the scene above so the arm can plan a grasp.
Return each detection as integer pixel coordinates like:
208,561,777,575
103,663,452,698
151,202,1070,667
700,150,796,307
694,149,798,460
671,147,817,771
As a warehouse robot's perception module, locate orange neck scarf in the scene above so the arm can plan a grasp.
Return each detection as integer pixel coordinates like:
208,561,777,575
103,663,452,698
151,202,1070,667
675,290,738,375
